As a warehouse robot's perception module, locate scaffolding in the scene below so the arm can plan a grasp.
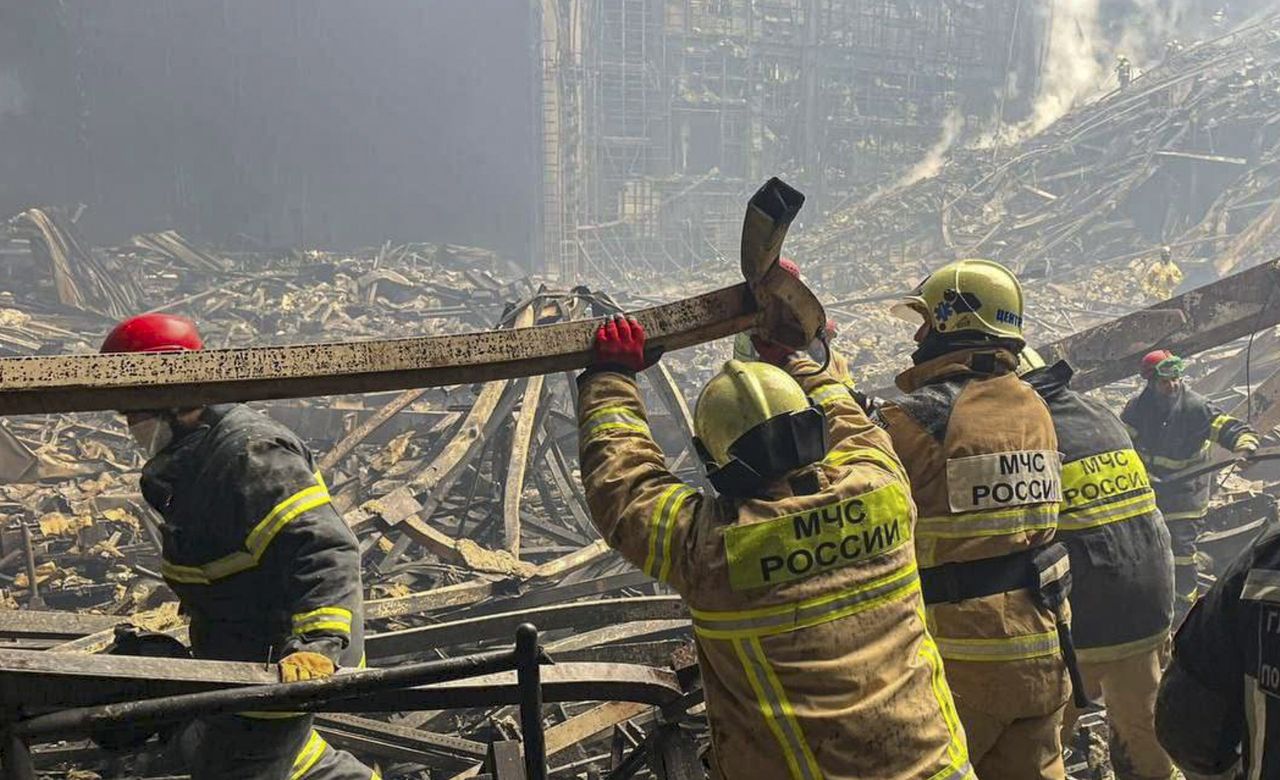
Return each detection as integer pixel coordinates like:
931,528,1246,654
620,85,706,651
538,0,1047,280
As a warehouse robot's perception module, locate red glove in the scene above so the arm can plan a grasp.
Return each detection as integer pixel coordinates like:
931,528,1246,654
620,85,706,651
751,334,794,367
592,314,657,372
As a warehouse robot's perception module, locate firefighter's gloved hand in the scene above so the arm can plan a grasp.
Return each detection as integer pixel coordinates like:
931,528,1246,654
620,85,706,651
280,651,336,682
1236,437,1260,459
592,314,660,372
750,335,794,367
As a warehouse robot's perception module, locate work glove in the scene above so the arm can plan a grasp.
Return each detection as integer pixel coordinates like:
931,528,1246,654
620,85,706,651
280,651,336,682
750,334,795,367
591,314,659,373
1236,437,1260,459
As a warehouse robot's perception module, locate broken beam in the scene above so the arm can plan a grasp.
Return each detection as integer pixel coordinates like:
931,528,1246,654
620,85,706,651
1043,258,1280,391
366,596,687,661
0,285,757,415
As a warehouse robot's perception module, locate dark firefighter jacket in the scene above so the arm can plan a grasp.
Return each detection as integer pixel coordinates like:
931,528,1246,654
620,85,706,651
1121,383,1258,520
141,404,364,669
1157,523,1280,778
1024,361,1174,661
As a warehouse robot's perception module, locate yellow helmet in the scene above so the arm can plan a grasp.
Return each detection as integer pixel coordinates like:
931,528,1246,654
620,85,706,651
694,360,810,467
1016,346,1046,376
891,258,1026,344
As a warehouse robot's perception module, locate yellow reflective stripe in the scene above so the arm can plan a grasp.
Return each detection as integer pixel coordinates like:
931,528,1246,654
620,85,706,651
916,504,1057,539
809,383,851,408
246,485,330,555
581,404,649,439
1173,554,1197,565
292,606,353,636
933,629,1060,662
1075,630,1168,665
642,484,696,582
824,446,909,485
1210,414,1231,442
163,484,332,585
1149,441,1210,470
239,710,305,720
291,730,328,780
732,637,821,780
658,488,696,583
693,562,919,639
1238,433,1261,449
918,607,974,780
1057,490,1157,532
1164,509,1206,522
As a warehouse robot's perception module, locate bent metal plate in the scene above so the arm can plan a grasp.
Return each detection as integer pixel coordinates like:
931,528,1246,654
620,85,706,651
946,450,1063,513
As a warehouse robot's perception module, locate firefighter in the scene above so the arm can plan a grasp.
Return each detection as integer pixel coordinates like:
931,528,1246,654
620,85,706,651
100,313,376,780
576,312,973,779
1121,349,1259,618
1155,522,1280,778
876,258,1071,779
1019,347,1176,780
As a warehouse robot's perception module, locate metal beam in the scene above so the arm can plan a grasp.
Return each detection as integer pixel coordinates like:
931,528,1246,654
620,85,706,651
0,177,822,416
0,611,123,645
366,596,686,661
0,286,756,415
0,649,680,713
317,387,427,472
1043,258,1280,390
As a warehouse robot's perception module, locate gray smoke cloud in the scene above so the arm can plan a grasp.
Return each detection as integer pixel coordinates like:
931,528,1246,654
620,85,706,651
0,71,28,121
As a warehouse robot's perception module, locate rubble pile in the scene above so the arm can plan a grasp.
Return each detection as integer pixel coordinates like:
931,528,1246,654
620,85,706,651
785,10,1280,391
0,214,718,778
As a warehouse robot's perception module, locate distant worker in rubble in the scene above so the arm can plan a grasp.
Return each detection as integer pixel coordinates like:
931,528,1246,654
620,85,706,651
877,259,1072,779
1019,348,1176,780
1141,245,1184,301
1121,350,1259,619
1117,55,1134,89
575,303,973,778
1155,519,1280,777
734,256,858,390
100,313,377,780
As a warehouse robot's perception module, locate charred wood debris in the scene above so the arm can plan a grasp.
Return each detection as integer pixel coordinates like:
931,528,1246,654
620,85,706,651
4,14,1280,780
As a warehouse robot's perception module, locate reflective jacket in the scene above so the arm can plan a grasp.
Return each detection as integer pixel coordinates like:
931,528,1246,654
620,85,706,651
576,361,973,780
1025,361,1175,661
875,348,1065,673
1121,383,1258,519
1157,523,1280,778
142,404,364,669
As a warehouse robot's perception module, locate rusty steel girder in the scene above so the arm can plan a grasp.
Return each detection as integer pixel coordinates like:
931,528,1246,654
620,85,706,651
1043,258,1280,391
0,178,820,415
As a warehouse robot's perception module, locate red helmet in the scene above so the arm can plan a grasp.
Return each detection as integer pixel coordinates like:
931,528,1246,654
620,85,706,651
101,313,204,354
1140,349,1173,379
778,256,801,279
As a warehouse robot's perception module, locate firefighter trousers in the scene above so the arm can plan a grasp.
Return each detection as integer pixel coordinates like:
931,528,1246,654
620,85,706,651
1165,512,1204,621
948,657,1069,779
1061,644,1174,780
178,713,376,780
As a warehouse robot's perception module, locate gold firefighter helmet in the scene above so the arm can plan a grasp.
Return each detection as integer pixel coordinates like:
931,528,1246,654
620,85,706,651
694,360,810,466
693,360,828,496
891,258,1026,344
1016,346,1047,376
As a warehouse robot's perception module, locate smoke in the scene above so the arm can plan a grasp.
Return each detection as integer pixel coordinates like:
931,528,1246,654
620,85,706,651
0,71,27,121
897,110,965,189
982,0,1200,146
1019,0,1107,139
